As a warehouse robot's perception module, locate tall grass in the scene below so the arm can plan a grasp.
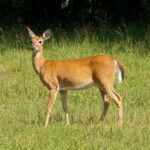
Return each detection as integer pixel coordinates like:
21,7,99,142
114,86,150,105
1,23,150,53
0,24,150,149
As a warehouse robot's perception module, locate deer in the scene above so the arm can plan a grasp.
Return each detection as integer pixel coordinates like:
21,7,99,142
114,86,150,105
27,27,125,127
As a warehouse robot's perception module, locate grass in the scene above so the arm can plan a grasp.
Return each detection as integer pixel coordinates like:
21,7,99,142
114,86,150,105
0,25,150,149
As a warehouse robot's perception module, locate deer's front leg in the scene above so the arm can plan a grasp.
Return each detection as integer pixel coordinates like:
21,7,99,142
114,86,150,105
45,88,58,127
60,90,70,125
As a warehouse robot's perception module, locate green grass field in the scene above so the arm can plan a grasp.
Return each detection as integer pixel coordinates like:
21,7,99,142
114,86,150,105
0,26,150,149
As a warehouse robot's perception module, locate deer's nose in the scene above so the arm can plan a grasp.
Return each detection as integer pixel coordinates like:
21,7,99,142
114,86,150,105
31,47,34,51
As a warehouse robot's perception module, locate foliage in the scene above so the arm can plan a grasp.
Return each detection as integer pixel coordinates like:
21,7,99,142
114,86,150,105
0,0,150,27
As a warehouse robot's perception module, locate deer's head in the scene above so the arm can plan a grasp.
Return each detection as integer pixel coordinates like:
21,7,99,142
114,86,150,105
27,27,52,54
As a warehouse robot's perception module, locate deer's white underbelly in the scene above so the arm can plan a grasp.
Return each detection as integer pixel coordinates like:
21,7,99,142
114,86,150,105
59,82,95,91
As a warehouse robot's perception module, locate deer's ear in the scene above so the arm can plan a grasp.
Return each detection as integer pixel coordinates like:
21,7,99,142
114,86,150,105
27,26,36,38
42,29,52,40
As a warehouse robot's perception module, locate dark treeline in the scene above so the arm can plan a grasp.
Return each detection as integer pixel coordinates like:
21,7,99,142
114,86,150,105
0,0,150,28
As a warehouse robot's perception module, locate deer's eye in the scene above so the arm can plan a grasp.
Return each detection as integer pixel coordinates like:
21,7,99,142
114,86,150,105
39,41,42,44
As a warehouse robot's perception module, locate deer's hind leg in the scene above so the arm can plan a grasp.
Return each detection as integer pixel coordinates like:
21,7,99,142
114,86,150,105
107,88,123,125
99,89,110,122
95,74,123,125
104,85,123,125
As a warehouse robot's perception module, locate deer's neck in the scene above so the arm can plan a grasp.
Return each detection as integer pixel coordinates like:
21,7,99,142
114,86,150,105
32,51,46,74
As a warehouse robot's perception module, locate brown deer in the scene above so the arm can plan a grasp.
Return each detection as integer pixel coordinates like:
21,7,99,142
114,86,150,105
27,27,124,127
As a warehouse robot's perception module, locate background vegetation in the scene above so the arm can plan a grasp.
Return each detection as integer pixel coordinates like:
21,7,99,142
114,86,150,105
0,0,150,27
